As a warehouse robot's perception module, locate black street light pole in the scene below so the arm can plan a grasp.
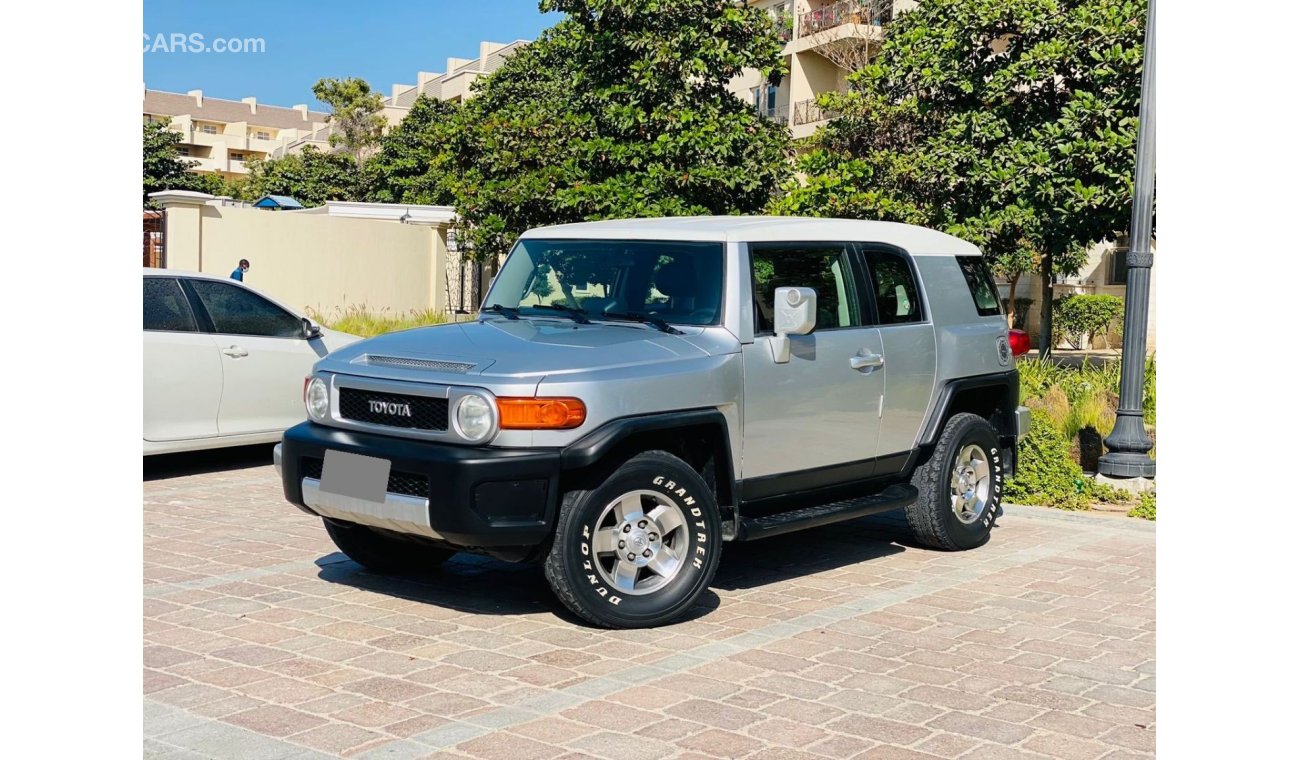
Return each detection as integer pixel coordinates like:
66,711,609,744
1098,0,1156,480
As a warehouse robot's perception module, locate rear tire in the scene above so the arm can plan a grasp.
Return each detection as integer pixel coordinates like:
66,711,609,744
906,413,1005,551
323,519,455,573
544,450,722,628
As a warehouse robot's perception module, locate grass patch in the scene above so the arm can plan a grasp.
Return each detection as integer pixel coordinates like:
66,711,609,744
308,304,449,338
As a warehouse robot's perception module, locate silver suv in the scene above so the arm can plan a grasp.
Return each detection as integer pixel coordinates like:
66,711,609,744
275,217,1031,628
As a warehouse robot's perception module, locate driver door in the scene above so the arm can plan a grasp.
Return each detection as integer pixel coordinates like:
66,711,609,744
739,242,886,490
184,278,325,436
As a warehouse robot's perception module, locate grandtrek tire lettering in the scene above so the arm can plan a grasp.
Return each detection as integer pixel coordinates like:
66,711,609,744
545,450,722,628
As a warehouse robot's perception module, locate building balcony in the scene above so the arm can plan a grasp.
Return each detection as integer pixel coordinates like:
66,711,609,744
757,103,791,124
798,0,892,38
792,97,838,126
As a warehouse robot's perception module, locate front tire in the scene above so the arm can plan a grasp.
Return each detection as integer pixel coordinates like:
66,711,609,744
544,450,722,628
323,519,455,573
906,413,1006,551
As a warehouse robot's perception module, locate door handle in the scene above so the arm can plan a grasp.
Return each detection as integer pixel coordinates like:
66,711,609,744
222,345,248,358
850,352,884,371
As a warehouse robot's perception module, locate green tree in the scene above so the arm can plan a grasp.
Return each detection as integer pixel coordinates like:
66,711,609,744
448,0,793,261
312,77,387,166
238,146,360,207
774,0,1146,352
365,94,461,205
142,120,226,206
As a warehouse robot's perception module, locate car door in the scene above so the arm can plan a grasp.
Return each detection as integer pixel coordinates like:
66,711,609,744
861,245,938,460
143,276,223,442
184,278,324,436
739,241,886,488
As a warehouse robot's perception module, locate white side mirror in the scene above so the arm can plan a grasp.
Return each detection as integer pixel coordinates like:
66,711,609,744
770,287,816,364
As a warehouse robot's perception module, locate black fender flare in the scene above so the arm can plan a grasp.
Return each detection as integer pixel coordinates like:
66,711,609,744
559,408,736,506
919,370,1020,446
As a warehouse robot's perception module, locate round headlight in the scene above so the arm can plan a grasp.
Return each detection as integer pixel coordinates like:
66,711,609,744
455,394,494,441
305,377,330,420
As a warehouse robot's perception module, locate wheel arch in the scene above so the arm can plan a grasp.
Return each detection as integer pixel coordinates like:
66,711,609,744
559,409,737,510
919,370,1020,447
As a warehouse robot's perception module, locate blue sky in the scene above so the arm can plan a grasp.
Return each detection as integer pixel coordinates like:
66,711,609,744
143,1,561,109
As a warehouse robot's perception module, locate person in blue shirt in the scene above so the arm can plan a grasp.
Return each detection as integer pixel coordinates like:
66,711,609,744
231,259,250,281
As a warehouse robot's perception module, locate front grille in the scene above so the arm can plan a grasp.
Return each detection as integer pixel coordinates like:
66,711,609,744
338,387,448,431
300,457,429,499
362,355,475,374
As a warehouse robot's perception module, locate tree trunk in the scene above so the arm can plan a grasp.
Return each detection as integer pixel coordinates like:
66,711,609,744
1037,254,1054,356
1006,273,1020,329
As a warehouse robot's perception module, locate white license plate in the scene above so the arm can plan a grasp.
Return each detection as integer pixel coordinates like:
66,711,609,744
320,450,391,503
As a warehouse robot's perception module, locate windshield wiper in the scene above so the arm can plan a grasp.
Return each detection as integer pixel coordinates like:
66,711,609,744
527,303,591,324
599,311,684,335
481,304,520,320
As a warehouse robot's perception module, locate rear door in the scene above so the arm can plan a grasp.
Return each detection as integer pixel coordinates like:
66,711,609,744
143,276,223,442
860,245,938,459
740,241,886,485
184,278,324,436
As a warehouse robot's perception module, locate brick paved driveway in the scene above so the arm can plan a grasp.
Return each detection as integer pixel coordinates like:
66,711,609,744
144,446,1155,759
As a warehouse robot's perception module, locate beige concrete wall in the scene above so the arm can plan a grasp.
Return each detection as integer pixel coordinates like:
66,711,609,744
159,200,447,318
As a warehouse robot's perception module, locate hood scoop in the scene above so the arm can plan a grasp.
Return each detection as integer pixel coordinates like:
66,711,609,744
359,354,476,374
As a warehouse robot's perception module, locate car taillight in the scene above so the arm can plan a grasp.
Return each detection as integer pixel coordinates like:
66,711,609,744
497,397,587,429
1008,329,1030,357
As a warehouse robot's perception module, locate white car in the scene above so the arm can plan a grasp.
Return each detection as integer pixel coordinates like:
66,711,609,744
144,269,359,455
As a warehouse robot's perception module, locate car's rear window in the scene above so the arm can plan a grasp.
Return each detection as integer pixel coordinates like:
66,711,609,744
957,257,1002,317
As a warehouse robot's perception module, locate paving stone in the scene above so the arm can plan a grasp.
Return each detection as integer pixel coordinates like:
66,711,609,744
143,458,1155,760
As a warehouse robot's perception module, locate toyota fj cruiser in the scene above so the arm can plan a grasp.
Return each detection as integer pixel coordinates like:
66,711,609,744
275,217,1031,628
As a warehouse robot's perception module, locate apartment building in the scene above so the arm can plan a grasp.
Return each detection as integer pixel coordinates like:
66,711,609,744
275,40,529,158
729,0,915,139
143,89,329,178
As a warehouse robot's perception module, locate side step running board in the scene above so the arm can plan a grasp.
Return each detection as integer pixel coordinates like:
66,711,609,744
735,484,917,541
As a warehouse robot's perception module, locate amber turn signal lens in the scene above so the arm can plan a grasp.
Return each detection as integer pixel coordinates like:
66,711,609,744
496,397,587,429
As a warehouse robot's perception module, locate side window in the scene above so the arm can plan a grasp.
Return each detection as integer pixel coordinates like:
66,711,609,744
143,277,198,332
188,279,303,338
750,242,863,333
864,249,924,325
957,256,1003,317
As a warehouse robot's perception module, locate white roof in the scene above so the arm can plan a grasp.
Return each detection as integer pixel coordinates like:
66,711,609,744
519,216,981,256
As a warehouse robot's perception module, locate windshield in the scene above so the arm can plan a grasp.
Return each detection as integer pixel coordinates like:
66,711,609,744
484,238,725,326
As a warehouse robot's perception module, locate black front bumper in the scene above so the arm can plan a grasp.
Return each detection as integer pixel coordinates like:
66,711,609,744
279,422,562,548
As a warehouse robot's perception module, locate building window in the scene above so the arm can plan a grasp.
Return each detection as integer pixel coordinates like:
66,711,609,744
177,146,191,157
255,131,270,140
751,84,779,118
230,153,244,163
1108,234,1130,285
201,124,218,135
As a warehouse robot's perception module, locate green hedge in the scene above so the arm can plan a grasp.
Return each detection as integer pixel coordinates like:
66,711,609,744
1006,409,1091,510
1052,294,1124,350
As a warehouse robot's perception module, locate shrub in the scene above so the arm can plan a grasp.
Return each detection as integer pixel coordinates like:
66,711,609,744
1006,409,1091,510
1128,491,1156,520
308,304,448,337
1052,294,1124,351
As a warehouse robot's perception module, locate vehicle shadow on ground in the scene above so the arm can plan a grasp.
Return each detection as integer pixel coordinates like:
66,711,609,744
315,554,723,626
143,444,277,481
712,512,915,591
313,511,920,626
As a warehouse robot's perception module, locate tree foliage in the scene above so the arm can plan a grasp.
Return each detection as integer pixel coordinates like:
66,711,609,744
238,146,361,207
142,120,227,206
447,0,793,260
773,0,1147,351
312,77,387,165
365,94,461,205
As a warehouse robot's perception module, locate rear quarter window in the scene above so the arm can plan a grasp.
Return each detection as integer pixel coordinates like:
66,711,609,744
957,257,1003,317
